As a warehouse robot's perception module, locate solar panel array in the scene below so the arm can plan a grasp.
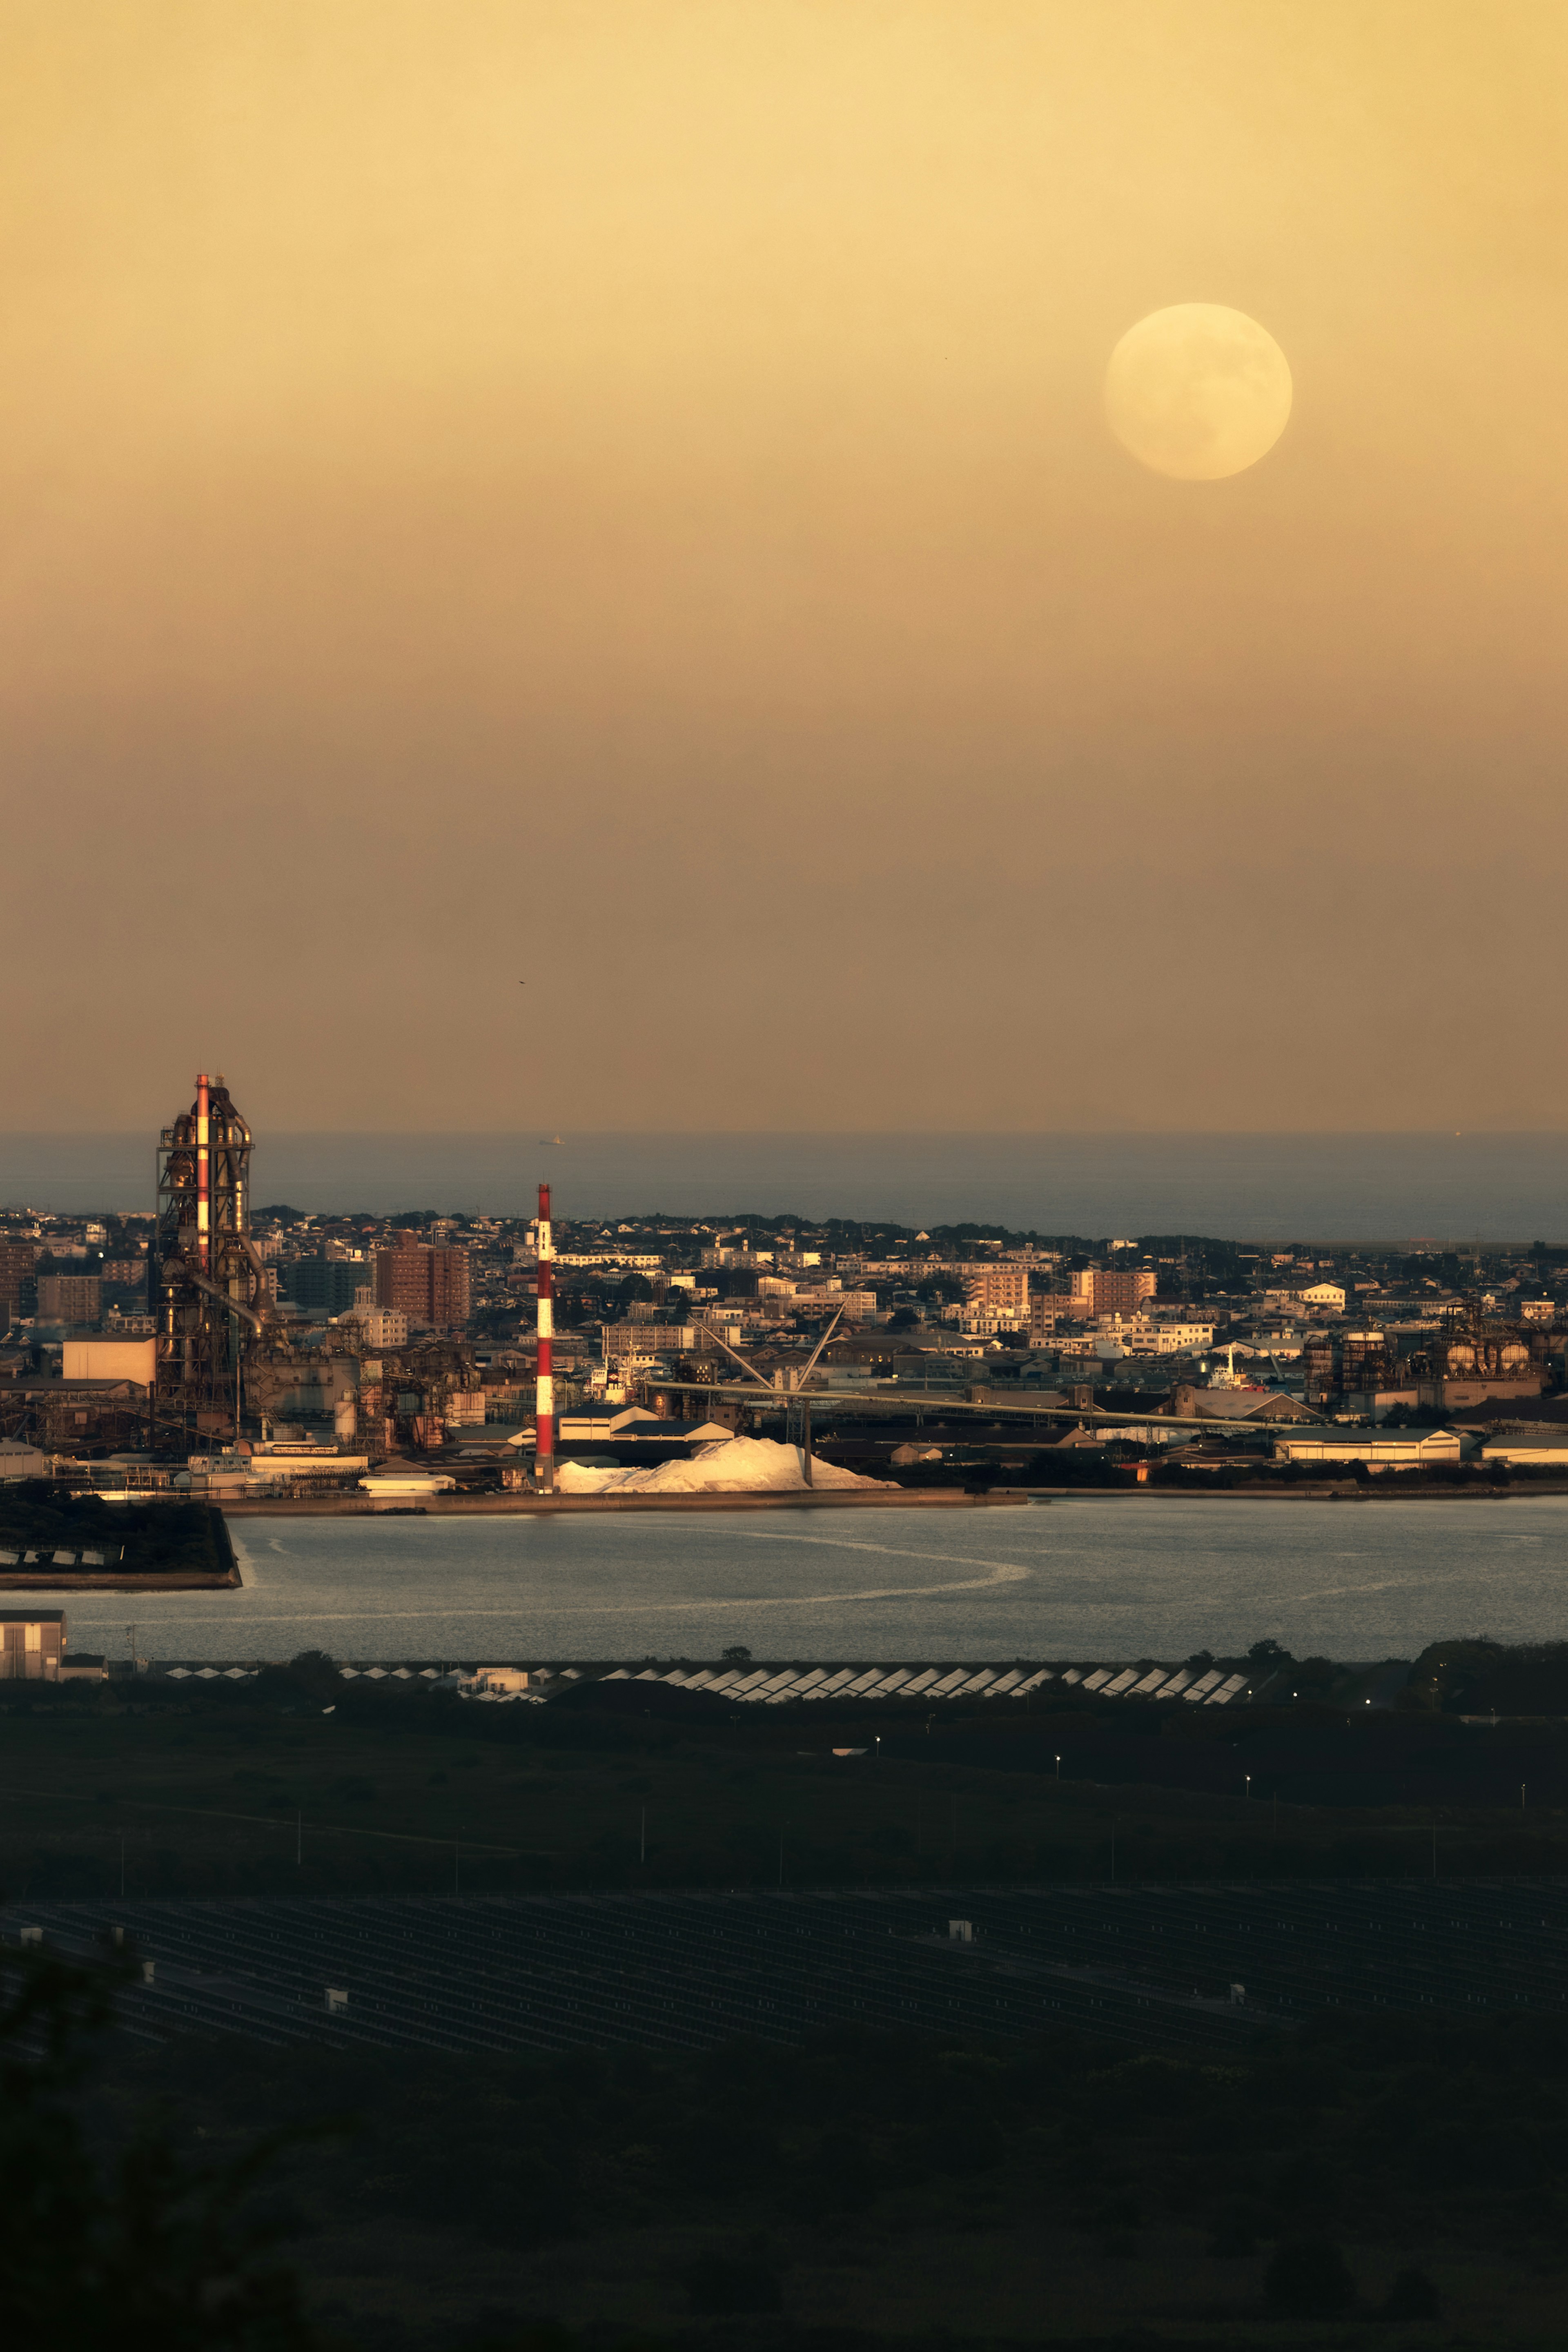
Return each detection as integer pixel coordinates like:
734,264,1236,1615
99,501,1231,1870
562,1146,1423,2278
155,1660,1254,1705
13,1881,1566,2060
594,1662,1253,1707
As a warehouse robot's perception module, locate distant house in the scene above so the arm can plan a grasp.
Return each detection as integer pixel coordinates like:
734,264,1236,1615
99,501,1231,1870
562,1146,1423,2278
1265,1282,1346,1314
1298,1283,1348,1312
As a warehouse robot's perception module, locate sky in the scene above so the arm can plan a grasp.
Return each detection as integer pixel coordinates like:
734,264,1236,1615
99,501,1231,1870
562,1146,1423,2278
2,1,1566,1134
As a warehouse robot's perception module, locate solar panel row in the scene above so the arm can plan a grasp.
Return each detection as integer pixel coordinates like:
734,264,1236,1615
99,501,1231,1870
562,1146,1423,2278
595,1661,1249,1706
162,1660,1250,1705
13,1882,1567,2061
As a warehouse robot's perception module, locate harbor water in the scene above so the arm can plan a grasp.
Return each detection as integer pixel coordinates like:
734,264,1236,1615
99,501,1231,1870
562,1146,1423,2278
23,1494,1568,1667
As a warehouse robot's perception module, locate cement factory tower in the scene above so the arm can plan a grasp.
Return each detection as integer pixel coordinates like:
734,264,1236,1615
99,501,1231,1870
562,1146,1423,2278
535,1181,555,1491
154,1072,271,1433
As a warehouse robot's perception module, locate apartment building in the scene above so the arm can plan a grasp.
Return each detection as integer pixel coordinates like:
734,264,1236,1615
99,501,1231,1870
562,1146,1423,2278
964,1265,1030,1315
373,1238,471,1327
1029,1265,1156,1335
37,1273,102,1326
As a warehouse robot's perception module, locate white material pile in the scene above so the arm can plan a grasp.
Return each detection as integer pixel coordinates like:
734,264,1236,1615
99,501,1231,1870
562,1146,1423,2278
555,1434,891,1495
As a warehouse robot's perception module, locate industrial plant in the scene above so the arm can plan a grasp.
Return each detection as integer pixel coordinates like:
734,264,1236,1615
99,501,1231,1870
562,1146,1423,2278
0,1074,491,1497
4,1074,1568,1503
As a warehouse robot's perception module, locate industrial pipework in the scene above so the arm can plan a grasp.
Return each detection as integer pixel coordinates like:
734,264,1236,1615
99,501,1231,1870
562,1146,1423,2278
154,1071,271,1433
535,1181,555,1492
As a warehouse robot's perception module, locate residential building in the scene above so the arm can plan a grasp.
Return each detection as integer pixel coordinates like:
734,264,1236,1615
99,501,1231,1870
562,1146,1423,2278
964,1265,1030,1315
37,1273,102,1326
287,1258,365,1317
1154,1320,1215,1352
1067,1267,1155,1316
1266,1282,1347,1314
1029,1266,1155,1337
551,1251,665,1271
373,1238,471,1327
343,1304,408,1348
601,1322,697,1358
0,1243,38,1313
1084,1315,1214,1356
805,1288,876,1318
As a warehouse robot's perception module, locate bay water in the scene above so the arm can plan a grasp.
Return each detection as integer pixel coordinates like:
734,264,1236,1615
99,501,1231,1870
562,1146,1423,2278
28,1495,1568,1668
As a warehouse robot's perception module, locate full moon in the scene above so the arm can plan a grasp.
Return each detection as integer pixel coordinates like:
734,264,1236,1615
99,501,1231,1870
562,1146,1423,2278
1105,304,1292,480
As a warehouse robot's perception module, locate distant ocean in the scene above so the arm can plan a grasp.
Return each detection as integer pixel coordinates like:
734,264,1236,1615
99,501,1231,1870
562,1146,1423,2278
0,1131,1564,1242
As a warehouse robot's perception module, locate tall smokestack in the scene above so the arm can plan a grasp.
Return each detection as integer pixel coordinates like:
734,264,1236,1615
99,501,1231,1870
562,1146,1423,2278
535,1181,554,1493
194,1071,211,1274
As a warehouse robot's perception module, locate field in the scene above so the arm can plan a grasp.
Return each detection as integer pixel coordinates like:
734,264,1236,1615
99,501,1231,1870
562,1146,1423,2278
9,1664,1568,2349
4,1661,1568,1899
52,1971,1568,2350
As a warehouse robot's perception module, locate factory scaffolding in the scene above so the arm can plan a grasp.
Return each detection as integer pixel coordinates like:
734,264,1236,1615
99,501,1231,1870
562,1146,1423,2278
153,1072,272,1439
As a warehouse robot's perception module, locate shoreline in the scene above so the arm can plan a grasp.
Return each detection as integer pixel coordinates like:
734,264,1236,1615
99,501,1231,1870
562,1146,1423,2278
0,1510,243,1595
0,1487,1027,1588
2,1480,1561,1596
221,1485,1032,1517
1082,1483,1568,1501
0,1569,241,1593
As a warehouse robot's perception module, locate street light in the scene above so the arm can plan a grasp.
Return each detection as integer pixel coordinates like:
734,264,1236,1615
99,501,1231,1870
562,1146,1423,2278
1054,1754,1061,1780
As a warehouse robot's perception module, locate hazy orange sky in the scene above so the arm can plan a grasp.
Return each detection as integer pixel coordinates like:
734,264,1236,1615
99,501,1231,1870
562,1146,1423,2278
3,2,1565,1132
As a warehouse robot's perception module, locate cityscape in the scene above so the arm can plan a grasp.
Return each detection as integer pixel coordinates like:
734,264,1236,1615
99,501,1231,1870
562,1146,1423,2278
5,5,1568,2348
5,1072,1568,1516
7,1087,1568,2345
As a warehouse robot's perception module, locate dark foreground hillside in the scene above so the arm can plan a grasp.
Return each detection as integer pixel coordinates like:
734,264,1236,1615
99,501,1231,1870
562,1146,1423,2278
9,1655,1568,2349
45,1967,1568,2350
7,1647,1568,1898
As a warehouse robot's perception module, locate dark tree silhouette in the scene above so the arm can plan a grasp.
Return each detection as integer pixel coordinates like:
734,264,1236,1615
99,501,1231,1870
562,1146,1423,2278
0,1943,322,2350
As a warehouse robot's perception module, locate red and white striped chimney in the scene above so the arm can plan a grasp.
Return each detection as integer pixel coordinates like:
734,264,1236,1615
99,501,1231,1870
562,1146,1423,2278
195,1071,211,1273
535,1181,554,1492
